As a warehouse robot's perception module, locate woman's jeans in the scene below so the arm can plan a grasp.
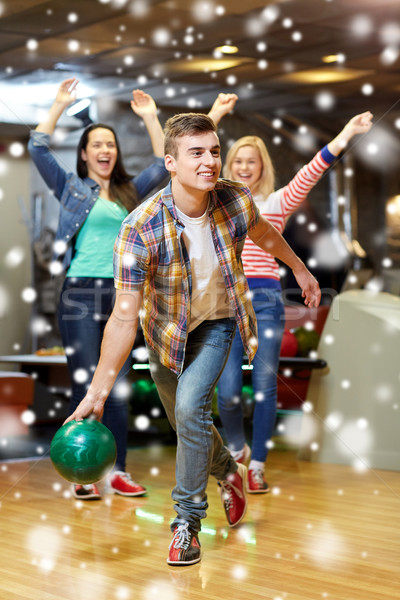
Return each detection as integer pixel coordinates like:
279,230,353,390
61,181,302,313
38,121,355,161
217,288,285,463
148,318,238,533
58,277,132,472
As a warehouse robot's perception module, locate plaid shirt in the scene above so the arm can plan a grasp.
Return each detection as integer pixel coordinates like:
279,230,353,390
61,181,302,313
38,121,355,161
114,179,260,374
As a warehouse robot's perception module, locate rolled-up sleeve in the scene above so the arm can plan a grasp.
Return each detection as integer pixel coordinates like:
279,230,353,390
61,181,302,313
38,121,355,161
113,222,149,290
248,196,261,231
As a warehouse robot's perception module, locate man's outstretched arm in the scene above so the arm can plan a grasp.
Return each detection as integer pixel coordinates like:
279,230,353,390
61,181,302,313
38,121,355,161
65,289,143,422
248,216,321,308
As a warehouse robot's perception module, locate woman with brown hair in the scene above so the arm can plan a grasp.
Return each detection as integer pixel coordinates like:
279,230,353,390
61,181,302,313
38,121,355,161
28,78,167,500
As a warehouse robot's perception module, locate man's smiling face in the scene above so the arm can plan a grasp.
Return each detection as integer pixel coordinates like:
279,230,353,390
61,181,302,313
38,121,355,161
165,131,222,196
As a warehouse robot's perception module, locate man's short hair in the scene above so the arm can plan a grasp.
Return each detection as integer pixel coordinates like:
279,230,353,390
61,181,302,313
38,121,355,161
164,112,217,157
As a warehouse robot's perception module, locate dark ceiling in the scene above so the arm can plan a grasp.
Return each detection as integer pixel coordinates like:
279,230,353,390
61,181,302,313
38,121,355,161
0,0,399,139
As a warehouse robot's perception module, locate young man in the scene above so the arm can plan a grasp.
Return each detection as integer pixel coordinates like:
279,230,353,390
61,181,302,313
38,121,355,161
67,113,320,566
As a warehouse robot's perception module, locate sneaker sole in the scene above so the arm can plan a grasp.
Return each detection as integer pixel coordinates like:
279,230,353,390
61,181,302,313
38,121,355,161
247,487,270,494
105,488,147,497
167,556,201,566
72,494,101,500
71,489,101,500
229,463,248,528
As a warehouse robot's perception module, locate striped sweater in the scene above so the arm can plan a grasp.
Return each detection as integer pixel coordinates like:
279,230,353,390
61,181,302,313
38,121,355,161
243,145,336,283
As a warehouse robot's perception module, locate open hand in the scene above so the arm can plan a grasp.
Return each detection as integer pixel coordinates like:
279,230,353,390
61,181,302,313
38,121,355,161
64,393,105,425
293,267,321,308
130,89,157,118
55,78,79,107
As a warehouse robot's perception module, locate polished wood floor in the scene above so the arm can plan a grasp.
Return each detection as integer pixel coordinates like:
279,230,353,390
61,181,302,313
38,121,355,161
0,444,399,600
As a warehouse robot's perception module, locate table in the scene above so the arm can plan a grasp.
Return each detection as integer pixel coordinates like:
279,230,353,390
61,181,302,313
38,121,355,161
0,354,70,423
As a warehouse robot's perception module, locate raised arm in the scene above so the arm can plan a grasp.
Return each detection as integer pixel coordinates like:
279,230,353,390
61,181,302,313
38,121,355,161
35,78,79,135
248,216,321,308
130,89,164,158
65,289,143,422
208,93,238,125
327,111,373,156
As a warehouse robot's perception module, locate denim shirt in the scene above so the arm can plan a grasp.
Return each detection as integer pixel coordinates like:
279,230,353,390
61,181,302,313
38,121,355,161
28,130,168,270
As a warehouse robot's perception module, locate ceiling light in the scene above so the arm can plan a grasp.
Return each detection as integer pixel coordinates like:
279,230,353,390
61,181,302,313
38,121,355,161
322,54,346,64
322,54,338,63
277,68,373,84
66,98,91,116
66,98,93,126
166,56,247,74
214,45,239,55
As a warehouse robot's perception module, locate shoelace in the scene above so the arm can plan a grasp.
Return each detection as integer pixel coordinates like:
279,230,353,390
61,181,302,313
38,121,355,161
250,469,265,485
170,523,191,550
120,472,135,484
218,480,238,509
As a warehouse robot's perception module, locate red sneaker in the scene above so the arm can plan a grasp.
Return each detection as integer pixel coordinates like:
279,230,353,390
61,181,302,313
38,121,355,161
167,523,201,566
233,443,251,464
247,469,270,494
106,471,147,497
72,484,101,500
218,463,248,527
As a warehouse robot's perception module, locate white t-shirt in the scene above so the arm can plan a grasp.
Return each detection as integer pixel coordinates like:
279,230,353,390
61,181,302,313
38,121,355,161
175,204,231,332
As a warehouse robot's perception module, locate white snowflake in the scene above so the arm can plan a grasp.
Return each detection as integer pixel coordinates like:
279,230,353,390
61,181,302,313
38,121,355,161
130,0,149,16
262,6,280,24
315,91,335,111
73,368,89,384
152,28,171,46
361,83,374,96
21,287,37,303
31,316,51,335
5,246,25,268
26,39,38,51
135,415,150,431
350,14,373,38
9,142,24,157
67,40,80,52
191,1,215,23
21,410,36,425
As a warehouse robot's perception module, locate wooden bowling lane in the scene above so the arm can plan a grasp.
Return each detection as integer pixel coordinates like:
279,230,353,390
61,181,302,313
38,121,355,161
0,445,399,600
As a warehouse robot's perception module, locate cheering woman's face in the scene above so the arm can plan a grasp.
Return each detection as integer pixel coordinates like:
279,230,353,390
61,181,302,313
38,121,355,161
230,145,263,192
81,127,118,182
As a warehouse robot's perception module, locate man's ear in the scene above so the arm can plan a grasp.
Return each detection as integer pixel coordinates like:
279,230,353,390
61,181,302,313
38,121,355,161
164,154,176,173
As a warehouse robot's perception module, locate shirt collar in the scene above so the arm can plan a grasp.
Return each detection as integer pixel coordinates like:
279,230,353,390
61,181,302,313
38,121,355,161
160,180,178,219
83,176,101,190
161,179,218,221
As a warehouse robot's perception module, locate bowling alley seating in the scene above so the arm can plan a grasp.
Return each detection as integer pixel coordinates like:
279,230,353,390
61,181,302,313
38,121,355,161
0,372,35,436
276,304,330,411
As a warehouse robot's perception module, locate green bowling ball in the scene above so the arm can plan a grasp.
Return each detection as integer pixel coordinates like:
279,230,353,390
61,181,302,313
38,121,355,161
50,419,117,484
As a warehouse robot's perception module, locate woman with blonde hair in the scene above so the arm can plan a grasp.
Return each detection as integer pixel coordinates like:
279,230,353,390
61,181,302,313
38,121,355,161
209,94,373,493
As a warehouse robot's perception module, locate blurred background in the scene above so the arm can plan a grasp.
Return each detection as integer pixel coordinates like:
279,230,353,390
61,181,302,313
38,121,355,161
0,0,399,459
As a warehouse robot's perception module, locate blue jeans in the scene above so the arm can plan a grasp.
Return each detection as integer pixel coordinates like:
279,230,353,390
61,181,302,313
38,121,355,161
147,318,237,533
58,277,132,472
217,287,285,463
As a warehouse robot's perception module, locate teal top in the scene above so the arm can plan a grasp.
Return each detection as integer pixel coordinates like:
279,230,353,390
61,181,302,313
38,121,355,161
67,197,128,278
